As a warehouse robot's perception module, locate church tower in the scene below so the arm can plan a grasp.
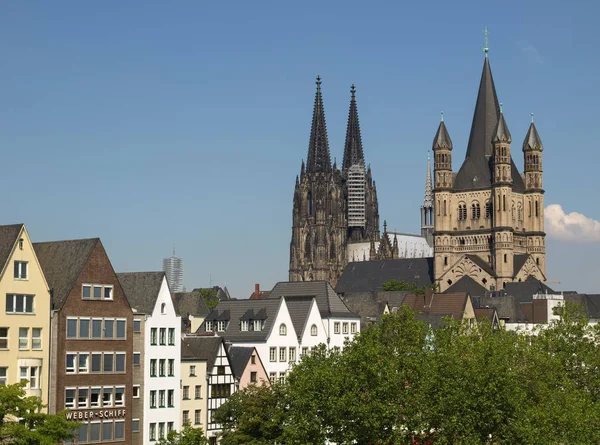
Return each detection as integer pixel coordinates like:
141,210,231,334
289,77,347,284
432,34,546,292
421,153,434,247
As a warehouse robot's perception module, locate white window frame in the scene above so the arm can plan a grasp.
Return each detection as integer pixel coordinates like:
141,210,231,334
102,386,113,407
269,372,276,384
78,387,89,408
91,318,103,339
301,347,308,357
91,352,102,373
132,385,140,399
31,328,42,350
253,319,261,331
90,387,101,408
132,418,140,433
279,324,287,336
0,328,8,350
6,294,34,314
343,322,349,334
334,322,340,334
311,324,317,336
115,352,126,373
205,321,213,332
279,347,286,362
65,387,76,409
189,365,196,377
240,320,248,331
217,320,225,332
14,261,28,280
19,327,29,350
289,347,296,363
0,367,6,386
79,317,90,339
351,322,357,334
114,386,125,407
78,353,89,373
133,352,141,366
269,347,276,362
115,319,126,339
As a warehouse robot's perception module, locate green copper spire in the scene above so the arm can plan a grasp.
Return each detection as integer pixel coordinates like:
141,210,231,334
483,27,489,56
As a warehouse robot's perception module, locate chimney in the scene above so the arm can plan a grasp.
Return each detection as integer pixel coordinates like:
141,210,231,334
254,283,260,299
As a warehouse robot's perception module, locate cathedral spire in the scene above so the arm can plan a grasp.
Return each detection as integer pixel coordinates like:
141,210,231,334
493,105,512,143
342,84,365,173
306,76,332,173
424,152,433,207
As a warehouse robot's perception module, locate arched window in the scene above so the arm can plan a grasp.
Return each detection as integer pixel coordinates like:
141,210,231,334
517,203,523,221
311,324,317,336
458,203,467,221
471,202,481,219
279,324,287,336
511,203,515,221
535,201,539,217
503,195,506,211
485,201,492,218
307,191,312,216
529,201,532,217
443,200,447,216
161,303,166,314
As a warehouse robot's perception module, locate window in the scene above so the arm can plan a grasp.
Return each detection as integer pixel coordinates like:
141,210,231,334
116,319,126,339
351,322,357,334
205,321,213,332
82,285,91,299
114,420,125,440
334,322,340,334
6,294,34,314
159,359,165,377
195,409,201,425
19,328,28,350
83,284,113,301
76,424,88,443
67,318,77,338
251,354,256,365
159,389,165,407
91,353,102,373
150,423,156,441
92,319,102,338
168,389,174,407
78,388,89,408
279,324,287,336
104,319,114,339
195,385,202,399
269,347,276,362
504,254,508,263
485,201,492,218
343,323,349,334
471,202,481,219
14,261,27,279
168,422,174,433
133,352,140,366
102,420,112,441
269,372,276,384
250,371,257,383
189,365,196,376
115,353,125,373
31,328,42,350
279,347,286,362
66,353,76,373
241,320,249,331
133,319,141,333
211,383,231,398
458,203,467,221
79,318,90,338
289,347,296,363
20,366,39,389
90,387,101,407
159,422,165,439
132,419,140,433
133,385,140,398
253,320,262,331
217,366,225,375
168,359,174,376
182,411,189,425
0,328,7,349
161,303,166,314
0,367,6,385
103,353,113,373
301,347,308,357
535,201,539,217
150,390,157,408
114,387,124,407
279,372,286,384
311,324,317,336
217,320,226,332
182,386,190,400
168,328,175,345
78,353,89,373
151,328,157,345
150,359,157,377
65,388,76,408
159,328,166,345
89,422,101,442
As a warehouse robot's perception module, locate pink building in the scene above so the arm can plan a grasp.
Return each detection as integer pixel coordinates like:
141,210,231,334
227,346,269,390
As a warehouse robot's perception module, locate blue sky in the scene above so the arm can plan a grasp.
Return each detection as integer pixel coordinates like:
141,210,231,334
1,1,598,296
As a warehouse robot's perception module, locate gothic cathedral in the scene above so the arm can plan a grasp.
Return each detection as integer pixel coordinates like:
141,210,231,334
432,51,546,292
289,78,379,285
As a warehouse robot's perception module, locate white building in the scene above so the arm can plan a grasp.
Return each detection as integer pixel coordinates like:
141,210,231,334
347,231,433,262
119,272,181,444
162,251,184,292
201,281,360,383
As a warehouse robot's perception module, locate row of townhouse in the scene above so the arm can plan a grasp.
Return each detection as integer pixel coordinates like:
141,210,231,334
199,281,362,382
0,223,252,445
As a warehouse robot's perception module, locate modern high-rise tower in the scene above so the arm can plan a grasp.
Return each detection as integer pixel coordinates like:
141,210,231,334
162,251,184,292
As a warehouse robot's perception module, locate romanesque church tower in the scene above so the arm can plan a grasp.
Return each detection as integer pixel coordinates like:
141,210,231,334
290,79,379,285
432,50,546,292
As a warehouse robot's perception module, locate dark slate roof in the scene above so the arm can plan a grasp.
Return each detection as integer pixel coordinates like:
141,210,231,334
33,238,99,310
564,294,600,320
269,281,357,318
172,291,210,318
227,346,254,379
504,277,555,303
117,272,165,314
522,122,543,151
341,291,412,328
513,254,530,277
432,120,452,150
493,111,512,143
201,299,282,342
465,254,495,277
0,224,24,272
453,56,525,193
181,336,223,370
445,275,488,296
342,85,365,173
284,297,315,338
476,295,527,322
335,258,434,294
403,292,469,321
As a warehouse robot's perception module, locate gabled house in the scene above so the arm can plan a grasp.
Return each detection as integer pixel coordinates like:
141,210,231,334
171,290,210,334
402,291,477,328
118,272,181,444
180,336,236,444
227,346,269,390
0,224,51,407
34,238,134,444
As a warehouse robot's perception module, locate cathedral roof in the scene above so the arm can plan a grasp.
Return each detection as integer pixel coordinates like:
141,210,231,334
342,84,365,173
432,120,452,150
493,109,512,143
306,76,332,173
453,56,525,192
522,121,543,151
444,275,488,296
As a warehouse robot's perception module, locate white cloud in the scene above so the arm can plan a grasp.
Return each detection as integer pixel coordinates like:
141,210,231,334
545,204,600,241
518,42,543,64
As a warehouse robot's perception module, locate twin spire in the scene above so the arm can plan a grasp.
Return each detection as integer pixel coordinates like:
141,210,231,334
305,77,366,174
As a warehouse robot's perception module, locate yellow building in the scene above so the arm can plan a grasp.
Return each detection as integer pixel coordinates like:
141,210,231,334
0,224,51,407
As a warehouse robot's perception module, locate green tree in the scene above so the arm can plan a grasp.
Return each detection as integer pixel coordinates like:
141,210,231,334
157,424,209,445
0,381,80,444
381,279,436,295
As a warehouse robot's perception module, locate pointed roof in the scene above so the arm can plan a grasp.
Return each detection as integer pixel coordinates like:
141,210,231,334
453,56,525,192
432,120,452,150
0,224,24,274
522,122,543,151
117,271,166,314
493,109,512,143
342,84,365,173
306,76,332,173
424,153,433,207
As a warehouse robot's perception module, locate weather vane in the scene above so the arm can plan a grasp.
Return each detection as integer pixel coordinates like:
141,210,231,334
483,27,489,56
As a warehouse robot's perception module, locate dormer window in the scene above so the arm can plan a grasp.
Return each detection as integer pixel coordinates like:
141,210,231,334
241,320,249,331
253,320,262,332
217,321,226,332
279,324,287,336
205,321,213,332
